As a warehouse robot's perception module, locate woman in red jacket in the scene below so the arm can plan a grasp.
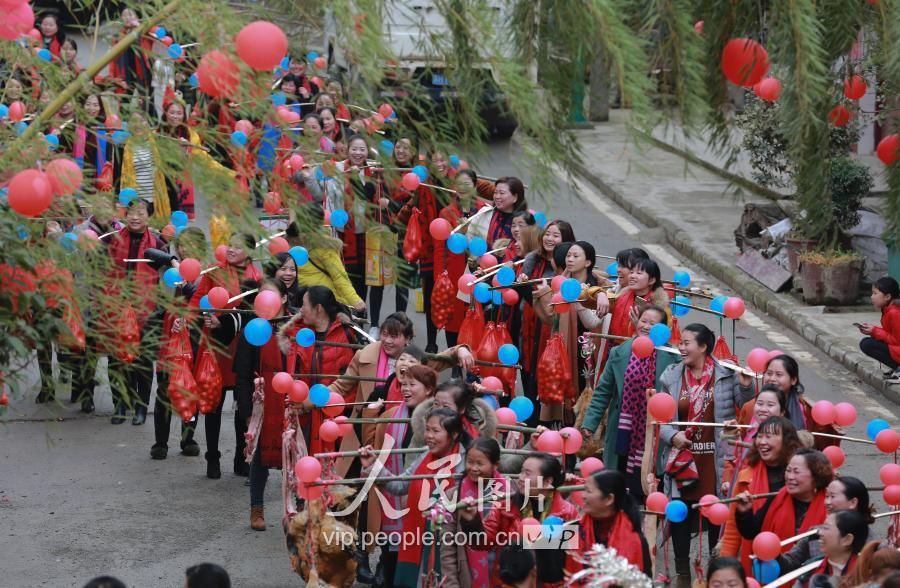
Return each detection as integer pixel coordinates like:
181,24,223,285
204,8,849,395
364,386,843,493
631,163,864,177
566,469,650,576
858,276,900,380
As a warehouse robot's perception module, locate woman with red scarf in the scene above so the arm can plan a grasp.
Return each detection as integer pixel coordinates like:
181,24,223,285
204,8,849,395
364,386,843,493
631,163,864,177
566,469,651,577
719,416,803,572
73,93,115,191
734,449,833,571
38,13,66,58
190,233,263,479
360,407,469,588
486,176,528,249
107,9,153,101
800,510,869,588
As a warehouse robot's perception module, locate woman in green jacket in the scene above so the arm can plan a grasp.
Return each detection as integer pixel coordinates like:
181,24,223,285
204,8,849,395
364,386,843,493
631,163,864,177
579,305,678,500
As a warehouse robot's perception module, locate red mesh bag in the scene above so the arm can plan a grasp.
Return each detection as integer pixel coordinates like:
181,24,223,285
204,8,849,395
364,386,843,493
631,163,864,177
475,321,516,395
115,306,141,364
168,328,198,421
457,303,485,351
493,321,517,393
403,207,424,262
194,340,223,414
431,270,455,330
713,335,738,364
537,333,573,403
59,301,86,351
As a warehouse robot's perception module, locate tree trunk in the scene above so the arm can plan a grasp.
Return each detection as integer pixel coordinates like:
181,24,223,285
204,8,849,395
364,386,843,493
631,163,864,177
588,49,609,122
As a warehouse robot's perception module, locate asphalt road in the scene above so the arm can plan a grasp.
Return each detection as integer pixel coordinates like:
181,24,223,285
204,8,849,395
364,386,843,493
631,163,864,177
0,138,895,587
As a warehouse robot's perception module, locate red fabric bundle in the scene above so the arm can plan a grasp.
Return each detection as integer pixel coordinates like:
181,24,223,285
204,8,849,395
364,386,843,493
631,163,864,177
194,341,223,414
670,317,681,345
713,335,737,364
115,306,141,364
403,207,424,262
537,333,573,403
431,270,456,330
457,303,485,351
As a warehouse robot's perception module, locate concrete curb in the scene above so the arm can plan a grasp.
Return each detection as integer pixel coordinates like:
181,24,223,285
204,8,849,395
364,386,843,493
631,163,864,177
570,159,900,405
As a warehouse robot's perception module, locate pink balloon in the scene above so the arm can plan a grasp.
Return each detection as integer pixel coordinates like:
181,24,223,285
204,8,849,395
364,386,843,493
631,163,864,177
646,492,668,512
44,158,83,196
748,579,761,588
295,479,325,501
0,2,33,41
8,101,25,122
535,430,564,454
482,376,503,391
81,229,99,241
747,347,770,374
235,119,254,136
236,21,288,71
179,258,202,282
753,531,782,561
254,289,282,320
632,335,654,358
289,380,309,403
457,273,476,295
833,402,857,428
767,349,784,362
378,104,393,119
550,275,566,292
723,297,746,319
323,392,344,418
401,172,420,191
295,456,322,483
214,245,228,264
208,286,229,309
885,485,900,507
502,289,519,306
580,457,604,477
335,415,353,436
521,517,541,542
495,407,517,426
320,419,341,442
286,154,305,172
880,463,900,486
560,427,583,454
272,372,293,394
429,218,452,241
478,254,498,270
706,502,730,525
648,393,676,422
551,292,571,314
698,494,719,510
810,400,836,427
823,445,845,469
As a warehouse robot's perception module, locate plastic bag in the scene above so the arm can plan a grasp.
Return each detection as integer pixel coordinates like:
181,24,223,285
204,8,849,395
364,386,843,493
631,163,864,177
194,341,223,414
115,306,141,364
431,270,456,330
457,303,485,351
168,328,198,420
537,333,573,403
403,207,424,262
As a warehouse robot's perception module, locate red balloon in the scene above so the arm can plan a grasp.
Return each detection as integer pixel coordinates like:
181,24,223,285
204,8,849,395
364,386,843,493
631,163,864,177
286,154,305,172
162,224,176,239
105,114,122,129
235,119,254,136
378,103,394,119
747,348,770,374
268,236,289,255
289,380,309,403
458,273,476,295
646,491,668,513
811,400,836,426
580,457,604,477
179,258,202,282
502,288,520,306
884,485,900,507
214,244,228,263
320,419,341,442
723,297,745,319
323,392,344,418
694,20,704,34
550,275,566,292
829,105,850,127
479,254,498,270
753,77,781,102
698,494,719,510
208,286,229,308
560,427,583,453
535,430,564,454
632,335,654,358
8,101,25,122
705,502,730,525
235,21,288,71
0,2,33,41
263,191,282,214
495,407,517,426
843,75,867,100
876,429,900,453
295,456,322,483
877,134,900,166
482,376,503,391
833,402,857,428
551,292,571,314
880,463,900,486
313,56,327,70
8,169,53,217
721,38,770,87
521,517,541,542
197,50,240,98
335,415,353,436
823,445,845,469
648,393,676,422
295,479,324,501
161,35,173,47
752,531,782,561
401,172,421,191
272,372,293,394
254,289,282,319
27,28,41,44
44,158,83,196
429,218,452,241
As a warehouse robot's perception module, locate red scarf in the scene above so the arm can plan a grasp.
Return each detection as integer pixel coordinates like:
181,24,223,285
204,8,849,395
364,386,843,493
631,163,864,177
809,553,858,586
609,289,638,339
107,228,161,323
762,487,828,551
567,511,646,576
738,460,774,572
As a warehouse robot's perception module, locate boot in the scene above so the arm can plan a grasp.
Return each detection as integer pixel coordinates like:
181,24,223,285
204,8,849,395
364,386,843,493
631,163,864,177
206,451,221,479
356,549,375,585
674,558,692,588
132,405,147,426
110,403,127,424
250,505,266,531
234,456,249,477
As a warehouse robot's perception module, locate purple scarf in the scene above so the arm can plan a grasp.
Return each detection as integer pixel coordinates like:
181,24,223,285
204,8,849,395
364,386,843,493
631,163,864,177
616,349,656,473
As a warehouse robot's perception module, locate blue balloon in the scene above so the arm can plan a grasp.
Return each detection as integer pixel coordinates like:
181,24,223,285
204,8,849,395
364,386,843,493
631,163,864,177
509,396,534,422
447,233,468,254
473,282,492,304
170,210,189,227
61,232,78,251
412,165,429,182
295,327,315,348
315,167,325,181
710,295,728,314
289,246,309,267
671,295,691,317
533,211,548,228
163,267,183,288
560,278,582,302
673,270,691,288
174,225,185,237
188,73,198,89
118,188,137,206
665,500,688,523
867,418,891,441
491,289,503,305
306,51,319,61
199,295,212,310
271,92,287,107
15,121,27,135
649,323,671,347
449,154,460,169
37,48,52,62
0,104,8,119
155,26,167,39
111,130,130,144
468,236,488,257
379,139,394,156
753,559,781,583
481,394,499,410
280,56,290,70
167,43,183,59
498,344,519,365
45,133,59,149
606,261,619,278
244,318,273,346
496,266,515,287
230,131,248,148
309,383,330,407
330,209,349,230
543,515,564,539
0,187,7,202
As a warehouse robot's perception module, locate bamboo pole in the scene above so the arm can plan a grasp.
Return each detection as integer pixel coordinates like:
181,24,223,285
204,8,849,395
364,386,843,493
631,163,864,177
123,258,152,263
200,266,219,275
256,231,287,247
228,288,259,303
469,260,526,285
810,431,876,445
343,417,412,425
326,401,403,408
691,491,779,508
309,473,464,486
587,333,629,341
669,421,752,429
421,182,457,194
446,492,509,512
874,510,900,519
500,449,562,456
668,298,725,317
664,287,715,300
314,447,426,459
496,424,538,434
452,205,494,234
316,340,366,350
292,374,388,383
489,277,545,290
762,559,824,588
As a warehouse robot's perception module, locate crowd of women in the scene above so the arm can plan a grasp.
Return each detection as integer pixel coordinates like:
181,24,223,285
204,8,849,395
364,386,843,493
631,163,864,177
4,8,900,588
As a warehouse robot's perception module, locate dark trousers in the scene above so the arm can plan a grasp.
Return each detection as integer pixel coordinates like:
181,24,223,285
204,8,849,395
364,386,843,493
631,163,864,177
670,499,719,561
368,285,410,327
204,389,247,463
380,549,398,588
153,369,196,448
420,270,437,350
861,337,898,369
62,344,99,402
249,446,268,507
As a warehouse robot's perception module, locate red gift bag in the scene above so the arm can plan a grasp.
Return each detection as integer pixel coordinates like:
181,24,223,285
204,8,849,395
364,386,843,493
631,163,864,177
403,207,424,262
537,333,573,403
115,306,141,364
194,341,223,414
457,303,485,351
431,270,456,330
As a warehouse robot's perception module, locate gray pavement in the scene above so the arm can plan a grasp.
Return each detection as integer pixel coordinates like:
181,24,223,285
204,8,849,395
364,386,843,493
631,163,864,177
2,135,897,587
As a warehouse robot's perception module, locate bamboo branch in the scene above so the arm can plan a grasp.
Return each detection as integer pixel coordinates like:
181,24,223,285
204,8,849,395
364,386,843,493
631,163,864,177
309,473,464,486
691,491,779,508
314,447,426,459
452,205,494,234
292,374,388,383
421,182,457,193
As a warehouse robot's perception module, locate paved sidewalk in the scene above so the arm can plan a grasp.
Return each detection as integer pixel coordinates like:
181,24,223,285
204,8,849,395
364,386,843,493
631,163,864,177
569,111,897,403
